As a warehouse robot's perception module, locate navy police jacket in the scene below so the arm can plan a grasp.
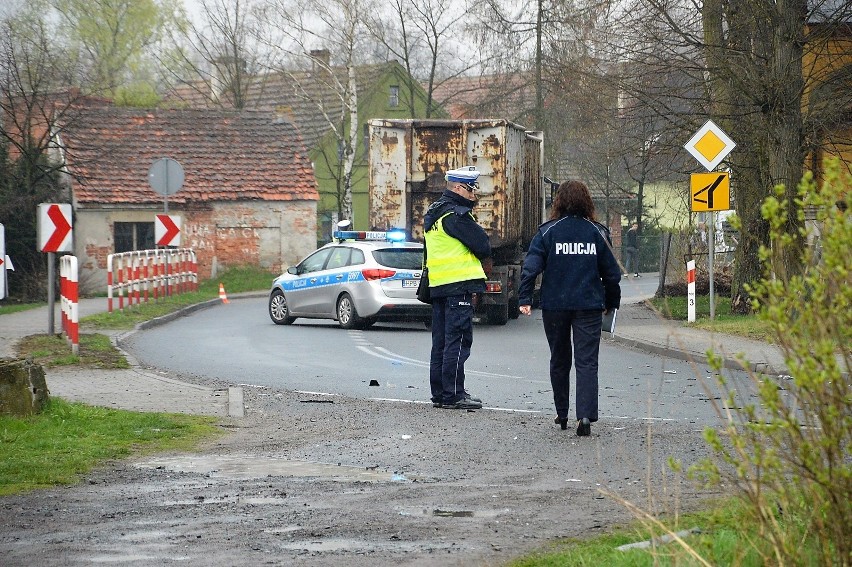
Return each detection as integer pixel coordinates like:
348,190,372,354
518,215,621,311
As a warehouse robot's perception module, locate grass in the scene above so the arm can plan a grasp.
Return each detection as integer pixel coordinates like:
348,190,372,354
0,266,273,496
507,497,816,566
16,333,130,368
648,295,774,342
0,398,220,496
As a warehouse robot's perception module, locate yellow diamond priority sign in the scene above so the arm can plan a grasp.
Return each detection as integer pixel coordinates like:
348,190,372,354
684,120,736,171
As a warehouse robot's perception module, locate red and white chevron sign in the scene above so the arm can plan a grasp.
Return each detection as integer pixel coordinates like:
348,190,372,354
38,203,73,253
155,214,182,247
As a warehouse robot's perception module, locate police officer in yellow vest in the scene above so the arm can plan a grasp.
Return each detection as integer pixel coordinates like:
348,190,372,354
424,166,492,410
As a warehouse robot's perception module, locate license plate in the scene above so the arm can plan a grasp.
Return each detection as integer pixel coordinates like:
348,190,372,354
402,279,419,288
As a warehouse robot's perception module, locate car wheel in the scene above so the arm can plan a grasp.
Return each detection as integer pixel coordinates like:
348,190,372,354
269,289,296,325
337,293,364,329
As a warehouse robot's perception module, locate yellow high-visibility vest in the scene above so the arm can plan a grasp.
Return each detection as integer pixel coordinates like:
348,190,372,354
425,213,486,286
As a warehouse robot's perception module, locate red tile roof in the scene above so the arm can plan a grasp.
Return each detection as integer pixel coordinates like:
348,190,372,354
430,73,536,125
58,105,318,205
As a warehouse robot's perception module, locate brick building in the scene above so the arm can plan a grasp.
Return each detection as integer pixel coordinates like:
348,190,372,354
56,102,318,293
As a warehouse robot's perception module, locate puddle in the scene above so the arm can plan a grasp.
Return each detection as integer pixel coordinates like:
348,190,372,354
432,509,474,517
396,507,508,519
277,538,442,553
136,455,402,482
159,496,289,507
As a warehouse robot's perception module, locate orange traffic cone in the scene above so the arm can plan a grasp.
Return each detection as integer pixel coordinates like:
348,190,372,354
218,282,230,304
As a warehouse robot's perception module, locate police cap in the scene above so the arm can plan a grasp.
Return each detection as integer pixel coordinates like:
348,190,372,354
445,166,480,188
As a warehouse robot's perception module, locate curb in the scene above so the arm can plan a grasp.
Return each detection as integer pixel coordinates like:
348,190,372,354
607,334,788,376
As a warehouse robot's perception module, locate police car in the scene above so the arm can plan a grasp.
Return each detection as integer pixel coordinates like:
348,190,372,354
268,227,430,329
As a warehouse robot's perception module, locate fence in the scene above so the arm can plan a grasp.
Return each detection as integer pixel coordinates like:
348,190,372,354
107,249,198,313
59,255,79,355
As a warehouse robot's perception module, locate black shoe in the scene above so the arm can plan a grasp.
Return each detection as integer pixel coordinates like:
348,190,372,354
432,401,442,408
576,418,591,436
554,416,568,430
634,273,641,278
462,391,482,403
442,395,482,410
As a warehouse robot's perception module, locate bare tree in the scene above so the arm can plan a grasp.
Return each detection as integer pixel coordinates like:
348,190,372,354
0,4,84,299
364,0,472,117
163,0,276,109
591,0,851,312
264,0,378,224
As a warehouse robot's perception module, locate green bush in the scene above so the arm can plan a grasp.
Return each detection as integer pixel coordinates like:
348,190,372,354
692,159,851,566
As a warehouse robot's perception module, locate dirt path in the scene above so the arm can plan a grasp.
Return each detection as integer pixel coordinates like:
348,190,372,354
0,384,722,566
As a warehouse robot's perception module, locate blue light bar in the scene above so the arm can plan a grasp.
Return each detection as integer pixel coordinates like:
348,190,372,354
386,228,407,242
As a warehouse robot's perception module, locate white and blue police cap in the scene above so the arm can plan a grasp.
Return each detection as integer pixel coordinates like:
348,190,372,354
445,166,480,187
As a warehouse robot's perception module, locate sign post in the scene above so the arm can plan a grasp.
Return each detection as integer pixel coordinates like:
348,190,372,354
684,120,736,320
687,260,696,323
148,158,185,295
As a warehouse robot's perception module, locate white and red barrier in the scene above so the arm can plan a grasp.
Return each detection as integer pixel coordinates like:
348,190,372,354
686,259,696,323
59,255,79,355
107,248,197,312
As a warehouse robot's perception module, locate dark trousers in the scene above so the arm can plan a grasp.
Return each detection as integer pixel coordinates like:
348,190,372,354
625,247,639,274
429,293,474,404
542,309,602,422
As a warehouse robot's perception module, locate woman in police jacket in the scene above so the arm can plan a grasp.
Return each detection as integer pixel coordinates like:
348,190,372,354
518,180,621,436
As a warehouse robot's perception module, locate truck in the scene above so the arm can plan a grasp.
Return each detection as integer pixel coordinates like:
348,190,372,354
367,118,545,325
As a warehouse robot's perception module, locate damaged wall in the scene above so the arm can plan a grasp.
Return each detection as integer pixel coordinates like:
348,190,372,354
74,200,317,294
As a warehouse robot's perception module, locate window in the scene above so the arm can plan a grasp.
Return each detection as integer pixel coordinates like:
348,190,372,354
325,247,352,270
114,222,154,253
372,248,423,269
363,123,369,156
389,85,399,107
298,249,332,274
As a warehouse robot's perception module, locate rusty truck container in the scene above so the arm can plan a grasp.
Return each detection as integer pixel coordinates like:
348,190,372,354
368,119,543,255
368,119,544,324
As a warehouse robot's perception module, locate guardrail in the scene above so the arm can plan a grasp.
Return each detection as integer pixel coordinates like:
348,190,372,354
107,249,198,313
59,255,79,355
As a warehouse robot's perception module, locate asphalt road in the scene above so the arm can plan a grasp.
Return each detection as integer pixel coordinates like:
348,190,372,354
2,275,740,567
121,295,736,426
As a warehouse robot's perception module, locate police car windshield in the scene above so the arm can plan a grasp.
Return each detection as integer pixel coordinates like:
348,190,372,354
372,248,423,270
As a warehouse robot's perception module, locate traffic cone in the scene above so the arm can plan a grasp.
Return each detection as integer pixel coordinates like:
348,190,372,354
218,282,230,304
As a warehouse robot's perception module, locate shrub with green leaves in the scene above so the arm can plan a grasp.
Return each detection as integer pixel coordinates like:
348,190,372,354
692,159,851,566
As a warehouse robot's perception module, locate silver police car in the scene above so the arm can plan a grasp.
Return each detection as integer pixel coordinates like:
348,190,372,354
269,228,429,329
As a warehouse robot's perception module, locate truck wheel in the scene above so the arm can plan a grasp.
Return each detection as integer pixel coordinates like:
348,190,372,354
508,296,520,320
487,303,509,326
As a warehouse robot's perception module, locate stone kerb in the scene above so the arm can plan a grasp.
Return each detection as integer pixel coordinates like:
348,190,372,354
0,358,49,417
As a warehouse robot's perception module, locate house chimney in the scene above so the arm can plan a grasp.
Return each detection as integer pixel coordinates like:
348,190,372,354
310,49,331,73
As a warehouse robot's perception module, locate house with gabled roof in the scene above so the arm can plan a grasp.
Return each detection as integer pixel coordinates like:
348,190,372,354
430,73,537,126
168,55,441,239
56,102,318,293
